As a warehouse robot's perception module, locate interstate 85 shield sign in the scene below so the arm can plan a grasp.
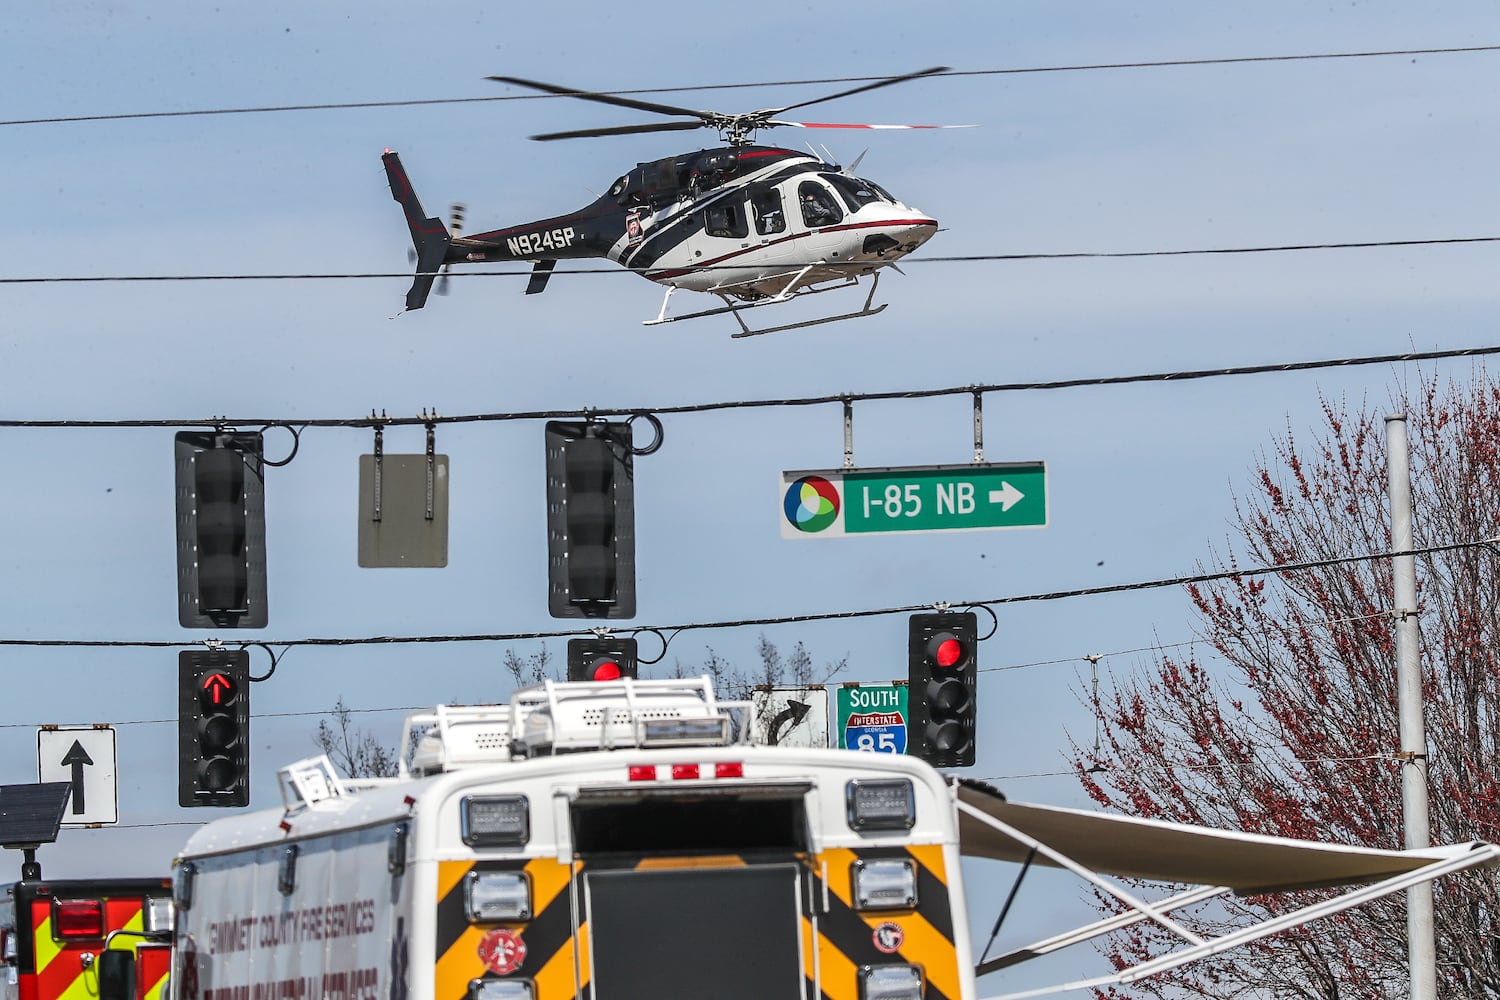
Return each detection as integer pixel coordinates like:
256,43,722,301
835,684,907,754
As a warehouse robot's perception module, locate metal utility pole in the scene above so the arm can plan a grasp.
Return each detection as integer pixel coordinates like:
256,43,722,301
1386,414,1437,999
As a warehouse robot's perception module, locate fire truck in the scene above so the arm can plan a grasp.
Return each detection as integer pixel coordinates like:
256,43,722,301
166,676,1499,1000
2,877,173,1000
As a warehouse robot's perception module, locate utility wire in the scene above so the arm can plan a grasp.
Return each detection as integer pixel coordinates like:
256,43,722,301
1,341,1494,429
981,610,1392,675
5,236,1498,287
0,615,1395,733
0,538,1487,650
0,613,1394,726
0,705,425,731
4,45,1497,127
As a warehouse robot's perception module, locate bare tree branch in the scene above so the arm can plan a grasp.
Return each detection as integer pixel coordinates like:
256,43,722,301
1073,373,1500,998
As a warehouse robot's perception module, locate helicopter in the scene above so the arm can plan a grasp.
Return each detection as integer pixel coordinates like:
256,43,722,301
382,67,962,337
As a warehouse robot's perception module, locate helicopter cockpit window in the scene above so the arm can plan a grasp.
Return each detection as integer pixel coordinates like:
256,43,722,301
704,200,748,239
862,179,899,204
821,173,887,212
608,176,629,199
798,181,843,228
751,188,786,235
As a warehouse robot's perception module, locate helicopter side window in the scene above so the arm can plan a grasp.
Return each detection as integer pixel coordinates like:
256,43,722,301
704,201,748,239
751,189,785,235
821,173,886,212
798,182,843,229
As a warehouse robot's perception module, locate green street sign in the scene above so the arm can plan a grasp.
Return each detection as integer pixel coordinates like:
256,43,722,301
781,462,1047,538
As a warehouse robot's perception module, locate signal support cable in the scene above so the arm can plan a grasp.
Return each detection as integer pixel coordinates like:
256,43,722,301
0,537,1488,651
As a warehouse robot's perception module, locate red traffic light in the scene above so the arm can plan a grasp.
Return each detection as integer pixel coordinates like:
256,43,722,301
179,650,251,808
567,637,638,682
199,671,240,711
589,658,623,681
908,611,979,768
927,633,966,669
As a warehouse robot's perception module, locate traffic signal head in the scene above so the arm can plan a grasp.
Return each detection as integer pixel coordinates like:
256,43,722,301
545,421,636,619
178,649,251,807
907,612,978,767
175,432,268,628
567,637,639,682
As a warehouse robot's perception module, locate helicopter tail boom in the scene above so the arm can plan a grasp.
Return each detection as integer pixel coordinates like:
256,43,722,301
381,150,451,311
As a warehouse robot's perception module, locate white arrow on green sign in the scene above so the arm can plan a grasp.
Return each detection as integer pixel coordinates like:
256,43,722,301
781,462,1047,538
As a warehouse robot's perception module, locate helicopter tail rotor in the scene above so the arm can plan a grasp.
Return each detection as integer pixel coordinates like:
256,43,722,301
382,149,453,311
435,203,465,297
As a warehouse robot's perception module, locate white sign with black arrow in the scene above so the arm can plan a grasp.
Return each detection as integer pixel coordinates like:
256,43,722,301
37,726,118,826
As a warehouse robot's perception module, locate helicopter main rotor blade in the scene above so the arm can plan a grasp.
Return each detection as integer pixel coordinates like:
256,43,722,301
530,120,706,142
766,120,975,131
771,66,950,115
488,75,711,122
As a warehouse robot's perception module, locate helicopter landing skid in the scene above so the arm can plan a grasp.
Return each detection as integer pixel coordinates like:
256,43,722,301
642,270,886,338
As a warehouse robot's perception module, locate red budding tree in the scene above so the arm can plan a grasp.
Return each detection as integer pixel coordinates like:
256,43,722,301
1073,373,1500,999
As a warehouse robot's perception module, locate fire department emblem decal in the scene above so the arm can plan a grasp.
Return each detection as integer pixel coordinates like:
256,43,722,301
477,928,527,975
872,921,904,954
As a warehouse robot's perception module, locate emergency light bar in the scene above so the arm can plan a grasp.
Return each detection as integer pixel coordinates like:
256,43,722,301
636,716,731,748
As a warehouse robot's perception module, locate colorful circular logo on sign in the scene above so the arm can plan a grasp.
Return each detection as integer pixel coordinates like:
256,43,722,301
477,928,527,975
872,921,905,953
784,476,841,533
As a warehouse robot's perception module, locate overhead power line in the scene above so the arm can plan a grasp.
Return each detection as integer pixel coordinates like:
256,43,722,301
4,45,1497,127
1,341,1496,430
5,236,1498,288
0,538,1489,651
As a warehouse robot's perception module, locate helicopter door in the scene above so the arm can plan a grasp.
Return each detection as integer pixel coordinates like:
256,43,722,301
750,187,787,240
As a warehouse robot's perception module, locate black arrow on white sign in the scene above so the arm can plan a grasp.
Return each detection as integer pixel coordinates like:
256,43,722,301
60,740,94,815
768,700,811,746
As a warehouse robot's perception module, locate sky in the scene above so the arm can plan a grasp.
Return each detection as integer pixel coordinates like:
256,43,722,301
3,1,1499,995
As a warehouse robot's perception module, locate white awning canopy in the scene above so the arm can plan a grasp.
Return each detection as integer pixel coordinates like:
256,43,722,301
957,781,1488,894
956,781,1500,999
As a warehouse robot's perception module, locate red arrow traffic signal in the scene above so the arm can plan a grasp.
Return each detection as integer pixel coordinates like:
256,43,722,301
180,651,250,807
200,672,238,708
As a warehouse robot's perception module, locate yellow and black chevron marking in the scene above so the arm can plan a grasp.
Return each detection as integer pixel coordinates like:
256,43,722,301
809,845,958,1000
31,898,146,1000
436,845,958,1000
434,859,580,1000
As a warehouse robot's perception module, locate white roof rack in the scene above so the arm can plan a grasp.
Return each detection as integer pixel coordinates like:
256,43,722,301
400,703,515,777
513,676,752,756
396,676,752,775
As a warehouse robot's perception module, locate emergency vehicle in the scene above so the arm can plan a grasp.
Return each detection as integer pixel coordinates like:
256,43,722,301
168,676,1499,1000
2,877,173,1000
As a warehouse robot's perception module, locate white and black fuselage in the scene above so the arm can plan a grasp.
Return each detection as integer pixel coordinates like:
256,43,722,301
383,146,937,310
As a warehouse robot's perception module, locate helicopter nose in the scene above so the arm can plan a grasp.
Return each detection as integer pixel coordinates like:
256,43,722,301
866,217,937,256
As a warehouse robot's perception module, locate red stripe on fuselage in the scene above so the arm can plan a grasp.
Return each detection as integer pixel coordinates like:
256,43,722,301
645,218,937,280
